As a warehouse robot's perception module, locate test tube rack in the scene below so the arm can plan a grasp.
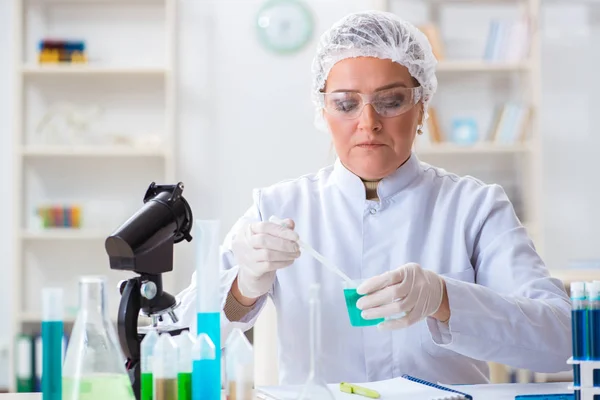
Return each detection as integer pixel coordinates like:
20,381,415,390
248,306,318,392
568,357,600,400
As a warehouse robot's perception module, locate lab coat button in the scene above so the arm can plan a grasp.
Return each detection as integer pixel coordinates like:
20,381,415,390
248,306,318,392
369,208,377,215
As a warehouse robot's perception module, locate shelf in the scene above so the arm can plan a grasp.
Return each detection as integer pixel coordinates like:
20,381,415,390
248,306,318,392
549,269,600,285
19,312,120,324
415,142,532,155
21,146,168,158
19,313,77,324
21,65,169,76
437,60,531,72
21,229,109,241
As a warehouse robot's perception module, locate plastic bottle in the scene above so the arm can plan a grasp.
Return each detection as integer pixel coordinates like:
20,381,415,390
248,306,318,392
153,334,178,400
141,329,160,400
176,331,196,400
192,333,217,400
225,329,254,400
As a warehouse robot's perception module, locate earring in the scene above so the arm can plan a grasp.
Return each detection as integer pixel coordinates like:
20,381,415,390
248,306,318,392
417,125,424,135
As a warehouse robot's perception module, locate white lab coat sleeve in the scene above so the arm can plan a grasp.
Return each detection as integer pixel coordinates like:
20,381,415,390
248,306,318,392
174,189,270,347
425,184,572,373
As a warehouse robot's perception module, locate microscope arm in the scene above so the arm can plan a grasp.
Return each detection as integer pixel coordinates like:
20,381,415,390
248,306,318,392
118,278,142,362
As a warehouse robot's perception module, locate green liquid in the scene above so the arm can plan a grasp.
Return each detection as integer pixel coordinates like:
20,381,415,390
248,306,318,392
62,374,135,400
178,372,192,400
343,288,385,327
141,373,153,400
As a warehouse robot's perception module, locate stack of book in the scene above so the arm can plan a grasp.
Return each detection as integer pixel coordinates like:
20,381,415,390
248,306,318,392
483,17,531,62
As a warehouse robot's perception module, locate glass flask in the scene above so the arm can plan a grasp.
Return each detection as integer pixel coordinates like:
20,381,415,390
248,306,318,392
297,283,335,400
62,276,136,400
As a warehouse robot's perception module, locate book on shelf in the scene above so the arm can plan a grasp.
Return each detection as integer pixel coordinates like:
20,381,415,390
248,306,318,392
419,23,445,61
483,16,531,63
488,102,532,144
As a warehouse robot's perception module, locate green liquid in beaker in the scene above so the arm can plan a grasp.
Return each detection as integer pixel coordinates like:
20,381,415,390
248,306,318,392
62,373,135,400
343,288,384,327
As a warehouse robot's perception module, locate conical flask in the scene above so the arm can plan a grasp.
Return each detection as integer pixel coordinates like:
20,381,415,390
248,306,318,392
62,276,135,400
297,284,335,400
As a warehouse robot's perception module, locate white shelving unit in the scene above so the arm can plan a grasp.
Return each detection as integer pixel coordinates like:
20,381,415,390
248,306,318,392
381,0,544,385
382,0,543,251
11,0,177,392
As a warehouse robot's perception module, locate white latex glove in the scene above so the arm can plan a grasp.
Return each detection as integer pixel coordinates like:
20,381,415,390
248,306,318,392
356,263,445,330
232,219,300,299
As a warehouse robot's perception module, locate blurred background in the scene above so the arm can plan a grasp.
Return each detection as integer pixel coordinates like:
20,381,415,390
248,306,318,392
0,0,596,393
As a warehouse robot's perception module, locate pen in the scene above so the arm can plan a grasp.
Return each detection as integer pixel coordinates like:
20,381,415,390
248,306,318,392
340,382,381,399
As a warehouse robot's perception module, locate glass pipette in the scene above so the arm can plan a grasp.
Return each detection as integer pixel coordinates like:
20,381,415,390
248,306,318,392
269,216,354,285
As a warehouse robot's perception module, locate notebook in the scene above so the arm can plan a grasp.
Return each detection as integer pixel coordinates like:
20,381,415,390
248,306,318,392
257,374,472,400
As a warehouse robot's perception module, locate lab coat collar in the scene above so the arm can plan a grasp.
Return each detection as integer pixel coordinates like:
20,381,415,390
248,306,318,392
333,152,422,201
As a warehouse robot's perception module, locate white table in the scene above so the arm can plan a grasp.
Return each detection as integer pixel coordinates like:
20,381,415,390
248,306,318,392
0,383,572,399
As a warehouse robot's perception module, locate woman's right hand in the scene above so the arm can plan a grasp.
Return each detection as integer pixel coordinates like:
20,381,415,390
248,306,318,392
232,219,301,299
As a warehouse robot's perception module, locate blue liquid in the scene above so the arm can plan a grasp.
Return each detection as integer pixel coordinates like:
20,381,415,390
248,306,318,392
590,308,600,399
42,321,63,400
192,359,219,400
572,309,588,388
193,312,220,400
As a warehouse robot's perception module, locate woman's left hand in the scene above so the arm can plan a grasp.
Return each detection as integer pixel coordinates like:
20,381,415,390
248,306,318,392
356,263,449,330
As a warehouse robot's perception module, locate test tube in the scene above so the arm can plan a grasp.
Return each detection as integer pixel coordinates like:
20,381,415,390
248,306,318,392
141,329,159,400
153,334,178,400
176,331,196,400
225,329,254,400
572,281,588,398
587,281,600,398
192,333,217,400
194,220,222,400
42,287,64,400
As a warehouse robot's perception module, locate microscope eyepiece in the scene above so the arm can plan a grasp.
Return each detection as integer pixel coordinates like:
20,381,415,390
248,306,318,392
105,182,193,274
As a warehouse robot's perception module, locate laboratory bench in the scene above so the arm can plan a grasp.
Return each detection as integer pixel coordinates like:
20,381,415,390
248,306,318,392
0,382,574,400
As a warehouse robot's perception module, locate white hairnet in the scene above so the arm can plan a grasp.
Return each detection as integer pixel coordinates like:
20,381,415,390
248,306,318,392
311,10,438,131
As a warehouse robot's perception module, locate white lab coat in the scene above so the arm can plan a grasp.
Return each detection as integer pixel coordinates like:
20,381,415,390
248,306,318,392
175,153,572,386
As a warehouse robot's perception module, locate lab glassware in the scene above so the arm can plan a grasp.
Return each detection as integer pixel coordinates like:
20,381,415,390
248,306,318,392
297,284,335,400
225,328,254,400
62,276,135,400
194,220,222,400
42,287,64,400
153,333,178,400
141,329,160,400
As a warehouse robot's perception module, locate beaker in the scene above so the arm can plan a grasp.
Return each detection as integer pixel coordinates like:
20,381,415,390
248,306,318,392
62,276,135,400
342,280,384,327
297,284,335,400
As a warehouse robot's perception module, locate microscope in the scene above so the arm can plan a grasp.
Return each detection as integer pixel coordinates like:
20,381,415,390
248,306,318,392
105,182,194,400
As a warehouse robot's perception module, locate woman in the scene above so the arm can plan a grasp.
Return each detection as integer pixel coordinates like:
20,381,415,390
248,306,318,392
176,10,571,385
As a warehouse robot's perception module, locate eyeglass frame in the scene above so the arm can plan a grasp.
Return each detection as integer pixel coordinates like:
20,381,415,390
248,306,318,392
317,86,424,119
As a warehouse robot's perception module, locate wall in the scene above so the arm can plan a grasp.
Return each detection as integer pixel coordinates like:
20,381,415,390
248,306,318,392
0,0,15,389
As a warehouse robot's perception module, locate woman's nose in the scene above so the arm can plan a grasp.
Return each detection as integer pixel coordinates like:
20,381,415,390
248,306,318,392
358,104,383,132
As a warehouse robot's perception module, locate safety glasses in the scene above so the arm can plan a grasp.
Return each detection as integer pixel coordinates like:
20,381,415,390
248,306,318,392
320,86,423,119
